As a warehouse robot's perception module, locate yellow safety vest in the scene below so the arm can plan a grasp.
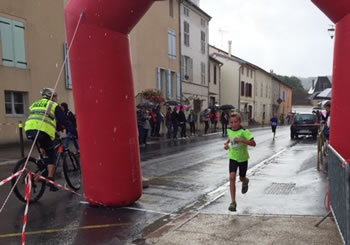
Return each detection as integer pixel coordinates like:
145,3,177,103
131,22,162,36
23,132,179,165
24,99,58,140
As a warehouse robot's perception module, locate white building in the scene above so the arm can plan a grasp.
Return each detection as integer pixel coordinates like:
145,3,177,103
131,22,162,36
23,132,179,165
208,56,222,106
180,0,211,111
254,69,274,125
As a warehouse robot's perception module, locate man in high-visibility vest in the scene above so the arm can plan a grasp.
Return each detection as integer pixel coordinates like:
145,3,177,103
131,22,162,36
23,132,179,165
25,88,71,191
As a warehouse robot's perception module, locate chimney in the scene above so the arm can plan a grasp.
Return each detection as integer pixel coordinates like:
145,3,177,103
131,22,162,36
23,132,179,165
228,40,232,56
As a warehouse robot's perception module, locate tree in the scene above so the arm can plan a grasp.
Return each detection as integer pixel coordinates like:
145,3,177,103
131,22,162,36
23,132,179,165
276,75,304,91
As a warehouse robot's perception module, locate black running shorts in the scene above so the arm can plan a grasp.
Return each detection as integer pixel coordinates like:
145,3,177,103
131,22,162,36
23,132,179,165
229,159,248,177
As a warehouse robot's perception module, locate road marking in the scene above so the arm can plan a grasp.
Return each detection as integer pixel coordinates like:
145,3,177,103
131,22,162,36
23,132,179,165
122,206,173,216
0,223,132,238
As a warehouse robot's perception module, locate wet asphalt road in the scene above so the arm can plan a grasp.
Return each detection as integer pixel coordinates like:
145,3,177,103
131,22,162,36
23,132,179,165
0,125,317,245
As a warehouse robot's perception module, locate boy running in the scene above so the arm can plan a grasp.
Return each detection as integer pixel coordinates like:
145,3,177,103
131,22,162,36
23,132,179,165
224,113,256,212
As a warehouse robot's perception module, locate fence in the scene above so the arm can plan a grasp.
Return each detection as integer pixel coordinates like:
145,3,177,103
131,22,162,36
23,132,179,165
328,145,350,245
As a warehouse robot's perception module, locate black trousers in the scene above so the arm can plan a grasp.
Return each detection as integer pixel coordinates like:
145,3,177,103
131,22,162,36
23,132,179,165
190,122,195,134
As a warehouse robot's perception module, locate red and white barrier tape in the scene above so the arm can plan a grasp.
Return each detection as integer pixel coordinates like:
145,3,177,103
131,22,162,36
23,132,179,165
0,170,24,187
30,172,105,206
22,172,32,245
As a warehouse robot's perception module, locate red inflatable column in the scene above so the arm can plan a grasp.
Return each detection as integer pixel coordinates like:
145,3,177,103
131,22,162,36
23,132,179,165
65,0,157,206
312,0,350,160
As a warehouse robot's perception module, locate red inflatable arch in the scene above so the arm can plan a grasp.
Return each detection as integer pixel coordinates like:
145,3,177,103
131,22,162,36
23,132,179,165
65,0,164,206
312,0,350,160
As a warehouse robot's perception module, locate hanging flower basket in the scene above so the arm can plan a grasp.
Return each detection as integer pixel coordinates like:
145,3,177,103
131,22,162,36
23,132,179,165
141,89,165,104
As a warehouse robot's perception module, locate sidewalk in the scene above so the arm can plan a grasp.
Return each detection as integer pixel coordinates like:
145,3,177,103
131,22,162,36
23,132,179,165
136,141,342,245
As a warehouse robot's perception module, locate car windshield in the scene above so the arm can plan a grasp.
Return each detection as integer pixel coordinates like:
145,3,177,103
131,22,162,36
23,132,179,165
295,114,315,123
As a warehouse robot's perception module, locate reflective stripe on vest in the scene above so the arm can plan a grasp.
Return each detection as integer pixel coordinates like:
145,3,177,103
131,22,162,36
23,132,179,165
24,99,58,140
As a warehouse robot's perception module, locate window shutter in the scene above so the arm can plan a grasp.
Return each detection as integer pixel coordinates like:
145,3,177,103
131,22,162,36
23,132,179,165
168,31,172,58
64,42,73,89
167,70,172,98
172,32,176,59
157,68,162,91
12,20,26,68
181,55,185,80
0,17,14,66
189,58,193,82
176,73,181,100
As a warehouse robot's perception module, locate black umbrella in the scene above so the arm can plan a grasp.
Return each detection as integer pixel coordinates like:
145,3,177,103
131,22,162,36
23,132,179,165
208,104,220,110
164,100,179,106
219,104,234,110
137,102,155,109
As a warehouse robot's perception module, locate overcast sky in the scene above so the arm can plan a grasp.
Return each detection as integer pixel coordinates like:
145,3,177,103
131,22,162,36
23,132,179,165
199,0,334,78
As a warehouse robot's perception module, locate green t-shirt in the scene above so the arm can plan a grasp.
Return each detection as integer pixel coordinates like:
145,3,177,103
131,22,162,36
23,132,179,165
227,127,254,162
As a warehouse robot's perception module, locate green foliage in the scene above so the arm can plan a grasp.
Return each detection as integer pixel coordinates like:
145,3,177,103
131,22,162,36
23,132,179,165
276,75,305,91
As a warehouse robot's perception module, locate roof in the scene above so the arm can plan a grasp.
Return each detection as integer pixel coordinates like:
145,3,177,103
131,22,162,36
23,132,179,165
209,45,293,89
182,0,212,20
209,55,223,65
308,76,332,94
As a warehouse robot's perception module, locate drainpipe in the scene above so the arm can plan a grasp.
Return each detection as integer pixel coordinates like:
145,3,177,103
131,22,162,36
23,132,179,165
65,0,164,206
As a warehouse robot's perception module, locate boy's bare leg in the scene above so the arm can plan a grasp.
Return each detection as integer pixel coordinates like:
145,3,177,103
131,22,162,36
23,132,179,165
230,172,237,202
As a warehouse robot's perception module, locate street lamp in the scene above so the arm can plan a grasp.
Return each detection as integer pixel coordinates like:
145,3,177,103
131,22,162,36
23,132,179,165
328,24,335,39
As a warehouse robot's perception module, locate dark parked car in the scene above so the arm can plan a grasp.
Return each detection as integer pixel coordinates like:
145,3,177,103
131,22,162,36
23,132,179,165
290,113,319,140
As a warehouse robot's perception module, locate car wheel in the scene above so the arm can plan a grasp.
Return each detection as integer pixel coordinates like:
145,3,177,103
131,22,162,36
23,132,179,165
291,132,295,140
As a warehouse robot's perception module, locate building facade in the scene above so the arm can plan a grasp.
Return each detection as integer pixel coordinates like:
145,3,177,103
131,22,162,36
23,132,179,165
208,56,222,106
180,0,211,110
0,0,72,144
130,0,181,104
254,69,273,125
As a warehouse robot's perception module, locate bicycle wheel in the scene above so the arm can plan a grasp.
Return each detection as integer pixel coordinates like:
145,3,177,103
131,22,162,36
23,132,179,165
12,157,47,203
63,151,81,191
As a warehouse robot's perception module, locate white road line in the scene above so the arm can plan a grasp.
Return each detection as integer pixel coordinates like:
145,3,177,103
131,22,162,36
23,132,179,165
122,207,174,216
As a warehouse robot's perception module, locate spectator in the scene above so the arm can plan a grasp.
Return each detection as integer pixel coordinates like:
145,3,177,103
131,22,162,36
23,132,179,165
165,107,173,139
61,102,79,152
220,111,229,137
187,109,197,136
202,109,210,134
172,107,179,139
178,106,187,138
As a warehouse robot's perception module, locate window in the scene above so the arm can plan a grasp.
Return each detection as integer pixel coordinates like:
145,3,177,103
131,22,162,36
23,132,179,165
184,6,189,16
169,0,174,17
200,31,206,54
64,43,73,89
246,68,249,76
201,18,206,27
181,55,193,81
168,30,176,60
246,84,252,97
241,81,245,96
184,21,190,46
5,91,25,116
241,67,244,75
265,84,268,98
201,62,206,84
214,66,217,84
261,83,263,97
0,17,27,68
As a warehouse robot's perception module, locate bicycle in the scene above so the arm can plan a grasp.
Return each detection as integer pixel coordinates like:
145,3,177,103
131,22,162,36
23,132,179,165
11,135,81,203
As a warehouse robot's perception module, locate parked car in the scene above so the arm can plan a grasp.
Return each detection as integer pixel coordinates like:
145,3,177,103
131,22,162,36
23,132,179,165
290,113,319,140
